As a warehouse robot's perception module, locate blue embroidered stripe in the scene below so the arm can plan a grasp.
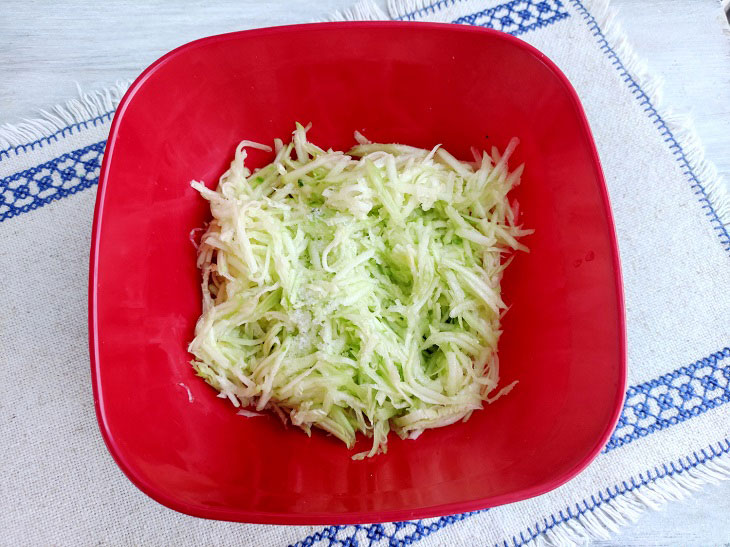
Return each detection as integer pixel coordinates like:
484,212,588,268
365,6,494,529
395,0,570,28
0,141,105,223
0,112,114,162
290,512,481,547
396,0,570,37
291,347,730,546
605,347,730,452
452,0,570,36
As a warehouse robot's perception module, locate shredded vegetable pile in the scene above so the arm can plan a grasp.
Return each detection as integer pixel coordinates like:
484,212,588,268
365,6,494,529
189,124,530,458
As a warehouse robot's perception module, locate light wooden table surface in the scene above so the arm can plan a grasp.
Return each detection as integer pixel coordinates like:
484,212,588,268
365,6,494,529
1,1,729,545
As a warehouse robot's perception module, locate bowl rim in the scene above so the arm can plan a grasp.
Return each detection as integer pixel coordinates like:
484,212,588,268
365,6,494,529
88,20,627,525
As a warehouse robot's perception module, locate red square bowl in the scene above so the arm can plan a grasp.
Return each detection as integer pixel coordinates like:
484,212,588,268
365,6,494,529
90,22,625,525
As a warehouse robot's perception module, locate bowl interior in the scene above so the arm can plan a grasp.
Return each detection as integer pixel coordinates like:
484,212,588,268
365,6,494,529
91,22,624,524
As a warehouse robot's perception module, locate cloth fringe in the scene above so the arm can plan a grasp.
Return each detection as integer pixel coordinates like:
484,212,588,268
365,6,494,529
386,0,455,19
582,0,730,230
0,81,130,151
328,0,389,20
535,452,730,546
329,0,451,20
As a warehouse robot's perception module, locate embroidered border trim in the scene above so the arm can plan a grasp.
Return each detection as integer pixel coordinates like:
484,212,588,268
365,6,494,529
291,512,480,547
606,347,730,452
452,0,569,36
0,141,105,222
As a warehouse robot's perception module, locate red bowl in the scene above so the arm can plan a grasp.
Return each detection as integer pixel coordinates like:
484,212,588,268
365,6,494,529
90,22,625,525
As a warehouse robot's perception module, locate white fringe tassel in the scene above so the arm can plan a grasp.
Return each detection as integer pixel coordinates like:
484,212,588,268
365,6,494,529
0,80,131,150
386,0,449,19
328,0,452,20
328,0,389,21
535,453,730,547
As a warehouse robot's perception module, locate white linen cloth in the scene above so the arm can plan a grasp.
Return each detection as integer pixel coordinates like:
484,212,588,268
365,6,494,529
0,0,728,544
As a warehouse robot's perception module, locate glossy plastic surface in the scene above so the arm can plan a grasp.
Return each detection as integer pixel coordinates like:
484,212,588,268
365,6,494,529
89,22,625,524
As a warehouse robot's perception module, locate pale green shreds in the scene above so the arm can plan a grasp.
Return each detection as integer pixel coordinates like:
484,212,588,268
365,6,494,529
188,123,531,459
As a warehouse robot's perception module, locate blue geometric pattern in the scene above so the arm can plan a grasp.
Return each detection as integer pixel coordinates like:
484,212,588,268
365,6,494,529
0,141,105,222
291,513,479,547
452,0,569,36
605,347,730,452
